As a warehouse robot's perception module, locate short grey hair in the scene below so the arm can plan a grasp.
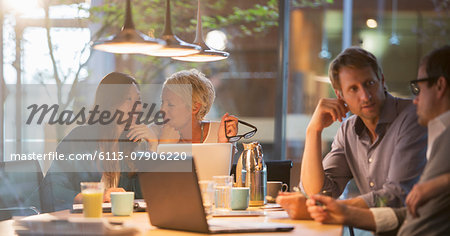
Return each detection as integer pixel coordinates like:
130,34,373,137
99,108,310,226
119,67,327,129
164,69,215,120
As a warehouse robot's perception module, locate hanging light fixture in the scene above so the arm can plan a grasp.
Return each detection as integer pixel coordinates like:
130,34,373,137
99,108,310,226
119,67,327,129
92,0,164,54
172,0,229,62
141,0,201,57
318,5,331,59
389,0,400,45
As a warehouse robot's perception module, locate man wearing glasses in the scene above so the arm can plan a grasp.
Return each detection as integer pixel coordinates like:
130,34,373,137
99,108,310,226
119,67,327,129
278,47,427,219
306,45,450,236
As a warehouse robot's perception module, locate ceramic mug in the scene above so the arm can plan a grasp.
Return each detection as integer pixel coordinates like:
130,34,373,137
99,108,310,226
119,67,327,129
111,192,134,216
266,181,288,200
231,187,250,210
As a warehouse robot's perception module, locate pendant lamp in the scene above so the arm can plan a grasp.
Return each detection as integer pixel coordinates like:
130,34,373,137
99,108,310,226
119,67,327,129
172,0,229,62
318,5,331,59
92,0,164,54
141,0,201,57
389,0,400,45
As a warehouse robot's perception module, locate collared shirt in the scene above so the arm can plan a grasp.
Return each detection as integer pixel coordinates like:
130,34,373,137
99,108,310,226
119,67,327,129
426,110,450,160
371,109,450,233
311,93,427,207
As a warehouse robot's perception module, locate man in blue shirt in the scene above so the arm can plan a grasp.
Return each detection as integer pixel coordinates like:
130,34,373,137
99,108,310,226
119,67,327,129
278,47,427,219
306,45,450,235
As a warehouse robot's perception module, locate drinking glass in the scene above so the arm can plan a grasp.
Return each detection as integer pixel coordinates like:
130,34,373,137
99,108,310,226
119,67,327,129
80,182,104,218
198,180,214,215
213,176,233,211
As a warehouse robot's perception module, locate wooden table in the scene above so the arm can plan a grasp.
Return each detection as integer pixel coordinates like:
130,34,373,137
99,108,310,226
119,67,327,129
2,209,342,235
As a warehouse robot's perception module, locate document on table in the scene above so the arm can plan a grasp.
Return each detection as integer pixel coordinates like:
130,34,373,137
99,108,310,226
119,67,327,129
14,213,138,235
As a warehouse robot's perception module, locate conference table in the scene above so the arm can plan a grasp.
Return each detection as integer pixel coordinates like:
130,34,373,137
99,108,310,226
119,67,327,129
1,208,342,235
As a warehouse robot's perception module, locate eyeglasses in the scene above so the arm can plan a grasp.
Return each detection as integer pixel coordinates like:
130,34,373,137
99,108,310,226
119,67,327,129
409,77,439,96
225,120,257,142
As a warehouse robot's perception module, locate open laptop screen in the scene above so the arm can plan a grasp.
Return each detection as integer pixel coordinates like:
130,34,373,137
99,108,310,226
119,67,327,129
157,143,232,181
138,159,294,234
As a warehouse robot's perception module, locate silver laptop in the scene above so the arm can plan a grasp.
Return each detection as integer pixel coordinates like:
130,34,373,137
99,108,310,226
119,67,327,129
157,143,232,181
138,161,294,234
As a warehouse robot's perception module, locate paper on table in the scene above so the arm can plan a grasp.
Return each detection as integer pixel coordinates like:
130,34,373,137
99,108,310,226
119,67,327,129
72,203,111,212
14,213,138,235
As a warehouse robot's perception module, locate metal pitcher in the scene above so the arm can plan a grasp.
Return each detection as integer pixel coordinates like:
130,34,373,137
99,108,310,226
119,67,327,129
235,141,267,206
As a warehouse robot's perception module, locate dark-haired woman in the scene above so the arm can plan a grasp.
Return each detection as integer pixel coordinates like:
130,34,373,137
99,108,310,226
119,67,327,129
42,72,146,212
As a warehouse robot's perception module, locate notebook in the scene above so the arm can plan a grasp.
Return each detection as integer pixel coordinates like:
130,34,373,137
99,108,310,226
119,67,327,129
156,143,233,181
138,161,294,234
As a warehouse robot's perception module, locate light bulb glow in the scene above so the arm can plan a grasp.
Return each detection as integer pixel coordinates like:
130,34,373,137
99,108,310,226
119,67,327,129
366,19,378,29
93,42,163,54
205,30,227,50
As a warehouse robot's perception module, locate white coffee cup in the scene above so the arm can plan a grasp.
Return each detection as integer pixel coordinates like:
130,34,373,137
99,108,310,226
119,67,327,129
111,192,134,216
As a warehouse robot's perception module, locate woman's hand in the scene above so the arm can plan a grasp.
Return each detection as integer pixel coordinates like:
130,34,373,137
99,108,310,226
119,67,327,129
127,124,159,151
218,113,238,143
127,124,157,143
73,193,83,204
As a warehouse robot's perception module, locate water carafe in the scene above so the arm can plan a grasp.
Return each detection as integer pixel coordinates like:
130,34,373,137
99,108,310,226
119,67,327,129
235,142,267,206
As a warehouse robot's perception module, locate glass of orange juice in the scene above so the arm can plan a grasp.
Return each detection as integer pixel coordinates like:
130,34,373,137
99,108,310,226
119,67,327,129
80,182,104,218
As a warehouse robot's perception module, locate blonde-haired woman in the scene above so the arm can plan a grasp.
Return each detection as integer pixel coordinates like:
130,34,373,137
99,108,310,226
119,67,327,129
128,69,238,147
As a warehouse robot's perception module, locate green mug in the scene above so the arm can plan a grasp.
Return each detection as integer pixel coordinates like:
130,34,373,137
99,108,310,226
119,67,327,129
231,187,250,210
111,192,134,216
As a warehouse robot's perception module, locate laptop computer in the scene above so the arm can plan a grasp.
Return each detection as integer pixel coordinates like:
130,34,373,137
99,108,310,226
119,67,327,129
157,143,233,181
138,161,294,234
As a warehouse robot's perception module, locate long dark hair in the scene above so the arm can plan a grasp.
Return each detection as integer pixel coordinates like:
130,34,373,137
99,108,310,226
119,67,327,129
94,72,139,187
